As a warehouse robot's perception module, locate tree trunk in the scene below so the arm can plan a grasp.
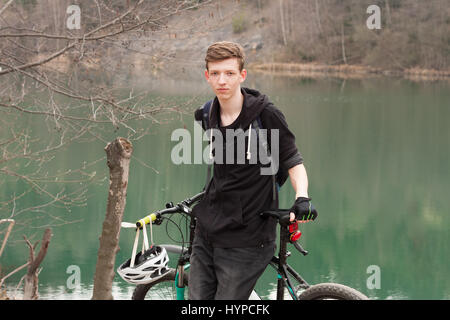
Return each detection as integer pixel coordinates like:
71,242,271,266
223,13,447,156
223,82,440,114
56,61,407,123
279,0,288,46
92,137,133,300
23,228,52,300
314,0,323,35
385,0,392,27
341,22,347,64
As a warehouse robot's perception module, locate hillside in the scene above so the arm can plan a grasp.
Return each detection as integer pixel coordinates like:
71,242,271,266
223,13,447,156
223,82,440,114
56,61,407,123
131,0,450,79
1,0,448,80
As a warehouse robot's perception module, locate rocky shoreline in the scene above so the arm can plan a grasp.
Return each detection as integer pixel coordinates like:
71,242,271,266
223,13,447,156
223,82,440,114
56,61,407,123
248,62,450,81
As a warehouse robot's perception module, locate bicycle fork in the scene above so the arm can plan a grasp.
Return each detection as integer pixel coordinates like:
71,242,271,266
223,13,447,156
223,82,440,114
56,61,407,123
175,255,190,300
175,266,185,300
175,214,196,300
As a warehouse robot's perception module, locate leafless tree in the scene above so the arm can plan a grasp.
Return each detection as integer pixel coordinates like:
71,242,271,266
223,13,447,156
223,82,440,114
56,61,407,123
22,228,52,300
0,0,213,228
0,0,213,299
263,0,448,70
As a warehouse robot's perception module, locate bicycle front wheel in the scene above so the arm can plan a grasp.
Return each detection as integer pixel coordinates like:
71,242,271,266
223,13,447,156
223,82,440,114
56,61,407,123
298,283,368,300
132,269,189,300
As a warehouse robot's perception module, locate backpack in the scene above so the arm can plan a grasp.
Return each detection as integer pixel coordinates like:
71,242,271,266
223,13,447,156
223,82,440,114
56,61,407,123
200,100,289,208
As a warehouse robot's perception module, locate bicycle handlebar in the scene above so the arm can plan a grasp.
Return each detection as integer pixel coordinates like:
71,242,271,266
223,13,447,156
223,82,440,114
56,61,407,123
135,193,311,255
260,203,317,225
260,208,311,256
135,191,205,229
183,191,205,207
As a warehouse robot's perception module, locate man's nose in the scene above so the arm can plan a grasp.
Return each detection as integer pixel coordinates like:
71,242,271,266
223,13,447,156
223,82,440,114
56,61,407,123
218,73,226,84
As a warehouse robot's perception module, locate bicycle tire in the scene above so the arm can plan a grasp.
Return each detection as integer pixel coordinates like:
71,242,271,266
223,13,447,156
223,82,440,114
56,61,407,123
298,283,368,300
132,268,189,300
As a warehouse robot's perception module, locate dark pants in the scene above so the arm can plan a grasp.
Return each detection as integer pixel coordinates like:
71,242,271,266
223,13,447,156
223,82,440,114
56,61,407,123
188,233,276,300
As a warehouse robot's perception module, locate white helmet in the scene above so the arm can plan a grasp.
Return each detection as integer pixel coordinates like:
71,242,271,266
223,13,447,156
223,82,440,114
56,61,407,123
117,245,169,285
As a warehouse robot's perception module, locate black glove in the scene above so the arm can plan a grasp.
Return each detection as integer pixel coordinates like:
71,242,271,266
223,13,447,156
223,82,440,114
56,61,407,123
290,197,318,221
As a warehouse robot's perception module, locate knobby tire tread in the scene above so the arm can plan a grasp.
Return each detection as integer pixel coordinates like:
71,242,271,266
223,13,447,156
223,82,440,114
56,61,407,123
298,283,368,300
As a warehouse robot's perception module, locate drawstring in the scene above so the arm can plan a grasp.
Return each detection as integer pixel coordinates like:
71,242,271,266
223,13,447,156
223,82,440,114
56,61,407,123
246,123,252,160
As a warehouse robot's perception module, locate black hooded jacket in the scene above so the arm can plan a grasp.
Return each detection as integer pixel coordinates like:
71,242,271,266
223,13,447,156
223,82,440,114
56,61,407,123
192,87,303,248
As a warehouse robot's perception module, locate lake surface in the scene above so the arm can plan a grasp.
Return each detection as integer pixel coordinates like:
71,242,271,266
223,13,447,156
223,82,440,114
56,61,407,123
2,72,449,300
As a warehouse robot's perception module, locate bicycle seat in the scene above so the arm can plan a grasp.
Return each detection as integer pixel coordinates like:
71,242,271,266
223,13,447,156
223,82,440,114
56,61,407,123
260,209,292,226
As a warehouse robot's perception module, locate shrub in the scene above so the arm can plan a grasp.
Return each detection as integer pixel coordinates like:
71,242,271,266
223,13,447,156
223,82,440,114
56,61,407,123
232,14,248,34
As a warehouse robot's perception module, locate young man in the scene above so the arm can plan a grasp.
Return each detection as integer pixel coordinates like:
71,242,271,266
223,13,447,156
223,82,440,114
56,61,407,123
190,41,316,300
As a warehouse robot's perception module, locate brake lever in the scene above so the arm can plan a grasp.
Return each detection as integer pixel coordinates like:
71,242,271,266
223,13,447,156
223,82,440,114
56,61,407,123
293,241,308,256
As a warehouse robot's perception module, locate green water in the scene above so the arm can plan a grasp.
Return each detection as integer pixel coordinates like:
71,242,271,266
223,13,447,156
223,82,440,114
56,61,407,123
2,73,449,300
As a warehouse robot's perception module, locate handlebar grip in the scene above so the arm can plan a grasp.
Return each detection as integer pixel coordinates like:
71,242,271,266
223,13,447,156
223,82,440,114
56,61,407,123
136,213,157,228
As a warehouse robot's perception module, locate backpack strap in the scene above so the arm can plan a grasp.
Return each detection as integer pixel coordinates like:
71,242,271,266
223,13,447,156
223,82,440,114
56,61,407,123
254,117,288,189
201,100,214,190
251,117,279,209
201,99,213,131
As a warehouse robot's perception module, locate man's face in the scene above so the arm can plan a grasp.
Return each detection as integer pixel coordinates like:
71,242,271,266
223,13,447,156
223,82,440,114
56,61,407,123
205,58,247,101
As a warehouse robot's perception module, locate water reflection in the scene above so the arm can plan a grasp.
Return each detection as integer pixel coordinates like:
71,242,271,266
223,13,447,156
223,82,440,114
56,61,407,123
6,282,134,300
1,73,449,300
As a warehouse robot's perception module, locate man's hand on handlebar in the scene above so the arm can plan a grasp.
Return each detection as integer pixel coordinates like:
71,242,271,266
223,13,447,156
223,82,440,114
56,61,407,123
289,197,318,222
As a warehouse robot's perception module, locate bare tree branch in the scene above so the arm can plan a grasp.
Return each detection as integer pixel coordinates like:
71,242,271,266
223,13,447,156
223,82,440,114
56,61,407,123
0,262,29,289
0,219,15,258
0,0,145,76
0,0,213,229
0,0,14,17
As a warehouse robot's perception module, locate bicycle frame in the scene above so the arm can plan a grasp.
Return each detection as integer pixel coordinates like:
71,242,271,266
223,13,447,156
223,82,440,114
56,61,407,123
172,220,311,300
269,224,310,300
168,220,311,300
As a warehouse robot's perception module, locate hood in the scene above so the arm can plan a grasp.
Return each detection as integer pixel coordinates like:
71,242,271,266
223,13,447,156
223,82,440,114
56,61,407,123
207,87,270,129
206,87,271,161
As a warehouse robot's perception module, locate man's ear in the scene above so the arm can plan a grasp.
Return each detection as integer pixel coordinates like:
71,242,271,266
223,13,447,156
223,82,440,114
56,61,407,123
240,69,247,83
204,69,210,81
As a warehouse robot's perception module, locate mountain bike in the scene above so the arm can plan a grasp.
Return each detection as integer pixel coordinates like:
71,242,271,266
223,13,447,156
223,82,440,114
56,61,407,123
120,191,368,300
